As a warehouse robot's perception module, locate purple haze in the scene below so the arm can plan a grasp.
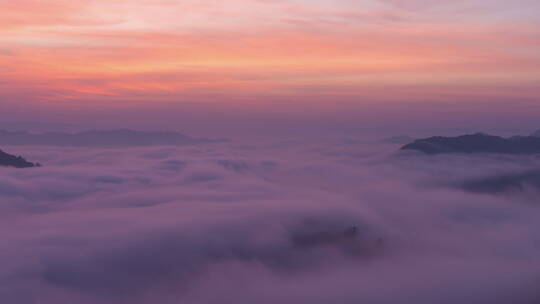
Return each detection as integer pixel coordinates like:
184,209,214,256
0,138,540,303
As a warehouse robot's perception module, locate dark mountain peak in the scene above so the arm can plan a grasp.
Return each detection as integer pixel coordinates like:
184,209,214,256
401,133,540,155
0,149,39,168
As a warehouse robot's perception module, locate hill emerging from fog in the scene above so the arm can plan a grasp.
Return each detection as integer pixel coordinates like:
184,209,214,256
0,149,39,168
0,129,227,147
401,133,540,155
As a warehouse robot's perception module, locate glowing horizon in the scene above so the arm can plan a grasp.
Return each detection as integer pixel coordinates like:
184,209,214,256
1,0,539,111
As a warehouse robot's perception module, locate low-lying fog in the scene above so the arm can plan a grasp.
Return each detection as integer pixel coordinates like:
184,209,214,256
1,137,540,303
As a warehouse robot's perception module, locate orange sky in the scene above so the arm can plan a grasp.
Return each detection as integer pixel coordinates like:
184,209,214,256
1,0,539,121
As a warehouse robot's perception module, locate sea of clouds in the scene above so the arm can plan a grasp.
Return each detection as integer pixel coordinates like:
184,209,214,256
1,138,540,304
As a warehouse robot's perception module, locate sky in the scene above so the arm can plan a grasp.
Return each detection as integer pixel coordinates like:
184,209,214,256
1,0,540,136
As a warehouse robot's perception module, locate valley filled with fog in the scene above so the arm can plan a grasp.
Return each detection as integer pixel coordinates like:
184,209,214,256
1,138,540,303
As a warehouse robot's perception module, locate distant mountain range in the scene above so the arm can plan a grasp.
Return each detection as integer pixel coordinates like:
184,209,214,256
0,149,39,168
0,129,227,147
401,133,540,155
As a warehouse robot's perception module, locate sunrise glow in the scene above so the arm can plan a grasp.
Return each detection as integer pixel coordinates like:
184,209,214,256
2,0,538,109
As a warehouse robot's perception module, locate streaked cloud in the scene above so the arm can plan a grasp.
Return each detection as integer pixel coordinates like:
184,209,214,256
1,0,539,110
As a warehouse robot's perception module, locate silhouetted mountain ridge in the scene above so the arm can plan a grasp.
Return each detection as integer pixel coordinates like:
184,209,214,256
0,129,227,147
0,149,39,168
401,133,540,154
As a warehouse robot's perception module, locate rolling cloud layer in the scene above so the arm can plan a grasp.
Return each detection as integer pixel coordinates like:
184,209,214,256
1,139,540,303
